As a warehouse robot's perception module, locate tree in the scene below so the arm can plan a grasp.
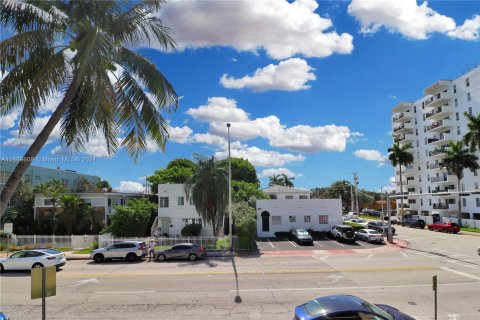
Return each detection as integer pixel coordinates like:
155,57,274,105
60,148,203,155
107,197,155,237
388,142,414,220
3,181,35,234
268,174,283,186
57,194,99,234
148,166,196,194
96,179,112,192
77,177,93,192
463,112,480,152
440,141,479,226
166,158,197,170
281,174,295,187
325,180,353,211
0,0,178,218
219,158,258,184
232,180,269,205
184,155,228,237
33,180,68,234
232,202,257,250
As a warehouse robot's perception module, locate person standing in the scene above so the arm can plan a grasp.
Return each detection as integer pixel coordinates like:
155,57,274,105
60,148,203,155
148,239,156,261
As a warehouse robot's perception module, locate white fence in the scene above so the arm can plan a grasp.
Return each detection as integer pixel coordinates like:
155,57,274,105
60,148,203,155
5,235,98,249
99,235,235,249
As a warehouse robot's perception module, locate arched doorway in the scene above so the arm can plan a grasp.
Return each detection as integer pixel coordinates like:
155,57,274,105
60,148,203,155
261,211,270,232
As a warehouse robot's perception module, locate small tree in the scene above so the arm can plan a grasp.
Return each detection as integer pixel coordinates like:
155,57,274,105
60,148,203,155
107,198,155,237
232,202,257,250
388,142,414,220
33,180,67,234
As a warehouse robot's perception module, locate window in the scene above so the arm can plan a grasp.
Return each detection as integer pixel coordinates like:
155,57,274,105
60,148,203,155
466,77,470,87
81,198,92,205
476,198,480,207
285,195,293,199
120,199,124,205
462,198,467,207
177,196,184,205
299,195,308,199
475,182,479,190
160,197,169,208
469,107,472,115
289,215,296,223
475,170,478,177
319,215,328,224
44,199,52,205
182,218,202,227
414,106,417,113
456,112,459,120
415,129,418,136
467,92,471,101
454,98,458,107
417,140,420,147
61,179,69,187
420,199,423,206
453,84,457,93
272,216,281,225
457,126,461,135
189,197,194,205
304,215,311,222
429,199,432,206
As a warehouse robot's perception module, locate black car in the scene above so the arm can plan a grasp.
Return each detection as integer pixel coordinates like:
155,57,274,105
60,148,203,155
402,217,425,229
294,294,415,320
367,221,396,235
291,229,313,245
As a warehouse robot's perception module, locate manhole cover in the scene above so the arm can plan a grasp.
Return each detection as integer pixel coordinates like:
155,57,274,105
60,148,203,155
408,301,417,306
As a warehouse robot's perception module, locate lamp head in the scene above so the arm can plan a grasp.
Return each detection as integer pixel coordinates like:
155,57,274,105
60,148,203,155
227,123,231,128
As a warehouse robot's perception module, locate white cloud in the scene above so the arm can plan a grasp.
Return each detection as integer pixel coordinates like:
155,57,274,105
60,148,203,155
50,146,73,156
348,0,470,40
220,58,316,92
353,149,387,164
160,0,353,59
187,97,353,154
116,180,145,193
214,144,305,167
169,126,193,144
0,111,19,130
2,116,62,147
191,133,227,147
258,167,302,179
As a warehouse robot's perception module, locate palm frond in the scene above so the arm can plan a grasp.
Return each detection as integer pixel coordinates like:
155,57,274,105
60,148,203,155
1,0,66,32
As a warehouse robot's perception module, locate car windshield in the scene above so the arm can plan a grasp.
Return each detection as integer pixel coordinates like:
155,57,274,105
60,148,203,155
297,230,309,236
304,297,394,320
36,249,61,254
368,230,381,235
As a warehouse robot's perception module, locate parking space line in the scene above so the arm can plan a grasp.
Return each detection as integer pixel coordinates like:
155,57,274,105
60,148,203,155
440,267,480,280
313,241,323,247
284,238,298,248
443,260,478,269
366,254,374,259
267,238,274,248
330,240,345,248
400,252,408,258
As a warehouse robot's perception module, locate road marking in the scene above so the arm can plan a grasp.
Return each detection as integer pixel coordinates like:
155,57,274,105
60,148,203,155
440,267,480,280
443,260,478,269
61,278,99,288
94,291,156,294
313,241,323,247
400,252,407,258
366,254,374,260
267,238,274,248
231,281,480,293
316,275,344,285
330,240,345,247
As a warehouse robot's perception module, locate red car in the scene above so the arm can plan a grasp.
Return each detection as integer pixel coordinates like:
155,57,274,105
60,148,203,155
427,221,460,233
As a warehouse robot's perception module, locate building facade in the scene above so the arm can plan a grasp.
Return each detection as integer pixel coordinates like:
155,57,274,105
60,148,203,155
391,66,480,223
256,186,343,237
157,184,214,237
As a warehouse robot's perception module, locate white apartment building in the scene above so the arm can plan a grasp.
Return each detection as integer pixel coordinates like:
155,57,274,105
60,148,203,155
256,185,342,237
392,66,480,225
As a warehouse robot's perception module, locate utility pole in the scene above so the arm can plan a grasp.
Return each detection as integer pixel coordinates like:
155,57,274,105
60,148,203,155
227,123,233,249
350,184,354,212
353,173,359,213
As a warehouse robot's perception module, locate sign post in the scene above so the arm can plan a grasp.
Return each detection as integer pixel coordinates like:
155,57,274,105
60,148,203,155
433,275,437,320
31,266,56,320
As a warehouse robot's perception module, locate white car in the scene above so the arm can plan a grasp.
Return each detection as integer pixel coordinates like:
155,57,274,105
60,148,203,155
90,241,147,263
350,218,368,226
0,249,66,272
355,229,384,243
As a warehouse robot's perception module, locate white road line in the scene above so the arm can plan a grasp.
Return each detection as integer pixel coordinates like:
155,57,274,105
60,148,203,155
94,291,156,294
330,240,345,247
366,254,374,260
267,238,274,248
284,238,298,248
313,241,323,247
400,252,408,258
443,260,478,269
440,267,480,280
355,241,367,247
230,281,480,293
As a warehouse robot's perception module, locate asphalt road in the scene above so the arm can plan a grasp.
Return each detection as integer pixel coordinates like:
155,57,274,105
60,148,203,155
1,227,479,320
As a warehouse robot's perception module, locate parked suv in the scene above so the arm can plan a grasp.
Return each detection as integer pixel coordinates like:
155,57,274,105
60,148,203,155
402,216,425,229
367,221,396,235
331,225,356,243
91,241,147,263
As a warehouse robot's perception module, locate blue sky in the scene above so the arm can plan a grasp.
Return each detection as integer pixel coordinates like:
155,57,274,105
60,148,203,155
1,0,480,193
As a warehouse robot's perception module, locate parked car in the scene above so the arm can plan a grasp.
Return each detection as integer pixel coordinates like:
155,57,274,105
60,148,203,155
156,243,206,262
367,221,396,235
477,246,480,256
291,229,313,245
331,225,356,243
401,217,425,229
427,221,460,233
91,241,146,263
350,218,368,226
355,229,384,243
0,249,66,272
294,294,415,320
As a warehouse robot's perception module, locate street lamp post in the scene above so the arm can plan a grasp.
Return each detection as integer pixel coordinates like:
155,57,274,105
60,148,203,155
227,123,233,249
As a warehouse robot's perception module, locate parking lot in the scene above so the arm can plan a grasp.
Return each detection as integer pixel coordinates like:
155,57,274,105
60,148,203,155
255,236,386,251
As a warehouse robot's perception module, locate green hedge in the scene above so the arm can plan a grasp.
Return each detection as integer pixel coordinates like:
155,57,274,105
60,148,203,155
343,222,365,231
181,224,202,236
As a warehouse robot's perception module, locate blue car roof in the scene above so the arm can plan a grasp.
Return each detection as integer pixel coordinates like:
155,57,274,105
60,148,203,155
298,295,381,318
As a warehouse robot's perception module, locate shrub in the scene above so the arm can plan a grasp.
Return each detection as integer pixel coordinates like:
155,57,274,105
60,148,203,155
216,237,230,249
181,224,202,236
91,240,99,250
343,222,365,231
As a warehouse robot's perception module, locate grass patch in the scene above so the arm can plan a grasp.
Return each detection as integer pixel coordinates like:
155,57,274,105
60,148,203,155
461,227,480,233
362,216,381,220
53,247,72,252
73,248,92,254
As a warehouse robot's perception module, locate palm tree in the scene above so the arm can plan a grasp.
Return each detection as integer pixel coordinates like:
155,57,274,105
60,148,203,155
280,174,295,187
33,180,67,234
184,155,228,237
388,142,414,220
268,174,282,186
0,1,178,218
440,141,479,227
77,177,92,192
463,112,480,152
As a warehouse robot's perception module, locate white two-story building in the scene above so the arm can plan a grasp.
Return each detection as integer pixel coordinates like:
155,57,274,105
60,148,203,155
256,186,343,237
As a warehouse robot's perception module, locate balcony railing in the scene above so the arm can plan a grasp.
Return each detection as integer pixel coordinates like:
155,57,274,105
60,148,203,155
432,185,456,193
393,124,405,132
427,120,448,131
425,92,450,107
432,203,449,209
431,176,448,183
426,107,443,119
429,163,442,170
393,113,406,122
429,149,446,157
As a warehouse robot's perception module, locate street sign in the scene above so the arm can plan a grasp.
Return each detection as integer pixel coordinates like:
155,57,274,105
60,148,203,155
3,223,13,234
31,266,56,299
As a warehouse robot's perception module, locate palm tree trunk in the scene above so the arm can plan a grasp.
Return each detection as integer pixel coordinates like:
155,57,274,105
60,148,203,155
398,164,404,221
0,75,82,218
457,178,462,227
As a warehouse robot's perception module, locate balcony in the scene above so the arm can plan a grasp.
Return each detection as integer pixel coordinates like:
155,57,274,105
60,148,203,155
432,203,449,210
424,80,452,96
393,122,414,134
426,119,453,132
429,163,443,170
427,132,452,145
397,179,415,186
395,133,415,143
393,111,412,123
429,149,446,158
392,101,414,113
425,105,452,121
424,92,452,108
431,175,449,183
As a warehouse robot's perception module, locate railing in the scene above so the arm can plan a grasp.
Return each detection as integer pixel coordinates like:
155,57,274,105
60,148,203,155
432,203,449,209
429,163,442,169
99,235,236,250
429,149,446,157
4,235,99,249
426,107,443,118
393,113,406,122
393,124,405,132
425,92,450,107
431,176,448,183
427,120,445,131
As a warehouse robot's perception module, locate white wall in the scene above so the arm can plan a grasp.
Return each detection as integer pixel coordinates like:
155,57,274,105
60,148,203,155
256,198,343,237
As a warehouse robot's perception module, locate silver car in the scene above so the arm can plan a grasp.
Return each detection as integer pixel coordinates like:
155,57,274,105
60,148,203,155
355,229,384,243
0,249,66,272
155,243,206,262
90,241,146,263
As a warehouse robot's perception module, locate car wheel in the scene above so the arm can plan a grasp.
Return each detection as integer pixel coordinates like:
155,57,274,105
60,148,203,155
428,226,433,231
188,254,197,261
157,254,166,262
401,223,405,227
126,253,137,263
0,263,4,273
32,263,44,269
94,254,105,263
